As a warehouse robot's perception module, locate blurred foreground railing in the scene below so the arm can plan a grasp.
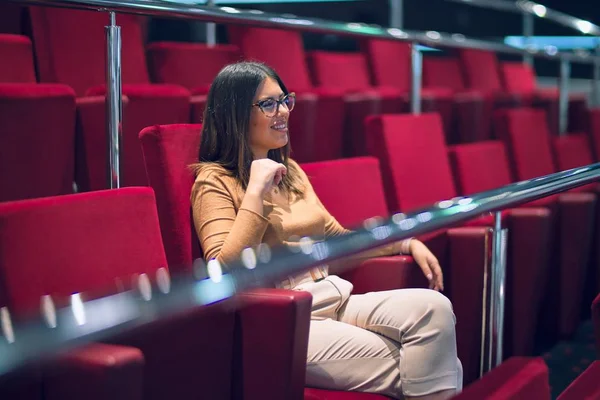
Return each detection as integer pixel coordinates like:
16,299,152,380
1,162,600,377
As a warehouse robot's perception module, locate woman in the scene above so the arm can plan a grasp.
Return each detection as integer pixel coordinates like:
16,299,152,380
191,61,462,400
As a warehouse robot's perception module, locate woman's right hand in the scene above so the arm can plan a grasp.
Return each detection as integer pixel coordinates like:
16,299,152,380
247,159,287,197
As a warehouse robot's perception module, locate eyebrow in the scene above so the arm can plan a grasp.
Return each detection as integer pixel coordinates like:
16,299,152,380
257,93,286,102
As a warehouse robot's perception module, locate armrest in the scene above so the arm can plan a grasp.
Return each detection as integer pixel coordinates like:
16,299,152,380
446,226,491,385
234,288,312,400
452,357,550,399
44,343,144,400
340,256,427,294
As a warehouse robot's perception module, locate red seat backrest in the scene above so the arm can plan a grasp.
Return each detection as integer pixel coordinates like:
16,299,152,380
494,108,556,180
147,43,242,91
362,39,411,92
459,49,503,92
307,51,372,91
0,34,36,83
449,141,513,195
0,187,168,317
227,26,313,92
301,157,390,228
552,133,594,171
365,113,457,212
423,57,466,92
139,124,202,271
500,62,537,94
29,7,150,96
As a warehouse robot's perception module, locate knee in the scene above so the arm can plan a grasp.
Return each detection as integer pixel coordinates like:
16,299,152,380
412,289,455,329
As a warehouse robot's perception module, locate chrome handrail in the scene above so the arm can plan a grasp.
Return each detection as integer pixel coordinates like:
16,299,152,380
7,0,600,63
1,162,599,376
442,0,600,36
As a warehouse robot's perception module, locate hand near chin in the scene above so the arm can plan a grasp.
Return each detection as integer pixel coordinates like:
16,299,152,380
247,159,287,197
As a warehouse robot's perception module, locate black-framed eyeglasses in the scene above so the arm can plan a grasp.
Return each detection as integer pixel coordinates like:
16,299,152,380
252,92,296,117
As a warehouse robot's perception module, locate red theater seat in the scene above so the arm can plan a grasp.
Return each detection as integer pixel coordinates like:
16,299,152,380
147,42,242,122
557,361,600,400
449,141,552,357
227,26,345,162
28,7,191,190
139,124,315,399
363,40,469,143
0,188,235,400
306,51,404,156
422,56,492,143
494,108,596,340
365,113,553,380
0,34,77,202
452,357,551,400
500,62,588,135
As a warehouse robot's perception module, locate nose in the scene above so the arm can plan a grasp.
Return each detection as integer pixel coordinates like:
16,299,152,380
277,102,290,117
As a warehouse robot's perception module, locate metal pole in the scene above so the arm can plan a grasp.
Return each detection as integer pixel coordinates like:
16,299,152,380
206,0,216,47
389,0,403,29
484,212,508,372
558,58,571,135
522,13,534,66
410,43,422,114
592,43,600,107
106,12,122,188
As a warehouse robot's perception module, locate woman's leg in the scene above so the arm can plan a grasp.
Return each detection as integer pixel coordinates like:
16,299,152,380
307,318,404,399
338,288,462,398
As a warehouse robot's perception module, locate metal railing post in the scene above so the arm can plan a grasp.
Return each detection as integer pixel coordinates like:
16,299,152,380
559,58,571,135
206,0,216,47
389,0,403,29
522,13,534,66
411,43,422,114
106,12,122,189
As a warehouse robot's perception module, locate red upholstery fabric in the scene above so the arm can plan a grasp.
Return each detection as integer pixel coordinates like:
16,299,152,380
227,25,346,162
138,124,314,399
452,357,550,400
552,133,597,192
301,157,389,227
362,40,457,142
0,83,76,202
0,34,36,83
306,51,405,156
45,344,144,400
458,49,523,110
494,108,596,339
499,62,587,135
29,7,191,189
557,361,600,399
449,141,553,356
0,188,237,400
423,56,492,142
228,26,313,92
139,124,202,270
304,388,389,399
147,42,241,91
365,113,457,212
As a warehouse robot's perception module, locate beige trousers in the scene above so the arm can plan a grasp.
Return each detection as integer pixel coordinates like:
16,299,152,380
296,275,463,399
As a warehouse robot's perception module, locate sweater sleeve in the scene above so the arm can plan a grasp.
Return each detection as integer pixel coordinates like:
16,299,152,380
294,161,413,257
191,167,269,268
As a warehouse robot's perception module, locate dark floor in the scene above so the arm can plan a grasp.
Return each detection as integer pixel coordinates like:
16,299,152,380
542,320,596,399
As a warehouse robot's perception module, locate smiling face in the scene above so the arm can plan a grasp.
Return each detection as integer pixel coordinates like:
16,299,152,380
248,77,291,159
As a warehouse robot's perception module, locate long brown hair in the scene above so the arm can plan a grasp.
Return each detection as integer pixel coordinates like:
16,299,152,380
194,61,303,196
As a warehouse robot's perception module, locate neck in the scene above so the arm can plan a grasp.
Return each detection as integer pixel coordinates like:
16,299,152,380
252,149,269,160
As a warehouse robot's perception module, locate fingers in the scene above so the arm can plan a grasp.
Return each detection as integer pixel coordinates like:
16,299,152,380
429,259,444,292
